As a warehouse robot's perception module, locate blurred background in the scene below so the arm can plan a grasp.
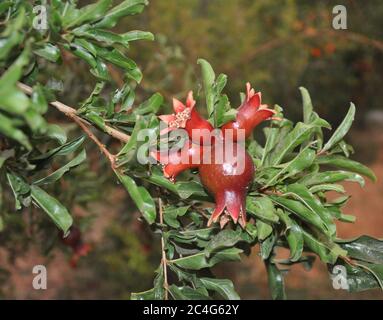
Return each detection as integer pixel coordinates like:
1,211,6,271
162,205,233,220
1,0,382,299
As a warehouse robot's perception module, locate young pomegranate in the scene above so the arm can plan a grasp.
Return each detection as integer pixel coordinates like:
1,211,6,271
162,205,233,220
199,142,254,228
154,83,273,228
60,226,91,268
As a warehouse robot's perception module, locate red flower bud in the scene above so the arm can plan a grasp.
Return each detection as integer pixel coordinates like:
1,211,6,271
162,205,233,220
159,91,214,144
221,83,275,141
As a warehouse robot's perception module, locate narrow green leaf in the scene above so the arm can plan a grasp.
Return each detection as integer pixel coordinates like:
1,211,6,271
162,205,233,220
197,59,215,117
309,184,345,194
265,261,286,300
172,248,242,270
205,229,242,257
45,124,67,145
163,205,189,228
321,103,355,153
6,172,30,210
64,0,112,28
299,87,313,124
246,196,279,223
168,285,210,300
337,236,383,264
115,173,156,224
0,113,31,150
33,150,86,185
94,0,148,29
264,146,316,187
33,43,61,62
200,278,240,300
277,209,304,262
299,170,365,187
31,185,73,233
316,155,376,182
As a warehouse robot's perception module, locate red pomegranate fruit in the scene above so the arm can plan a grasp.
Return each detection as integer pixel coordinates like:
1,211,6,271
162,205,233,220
154,83,273,228
199,142,254,228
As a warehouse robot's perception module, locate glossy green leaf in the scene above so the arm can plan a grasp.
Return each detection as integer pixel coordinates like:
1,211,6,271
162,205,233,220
168,285,210,300
205,229,242,257
64,0,112,28
246,196,279,223
299,87,313,124
270,195,330,236
0,113,31,150
309,184,345,194
260,231,277,260
33,43,61,62
270,119,330,165
321,103,355,153
299,170,365,187
302,230,346,264
30,136,85,162
163,205,189,228
316,155,376,182
6,172,30,210
31,185,73,233
116,173,156,224
123,30,154,42
134,93,163,115
256,220,273,241
197,59,215,117
277,209,304,262
172,248,242,270
200,278,240,300
45,124,67,145
264,146,316,187
33,150,86,186
286,184,336,237
337,236,383,264
94,0,148,29
266,261,286,300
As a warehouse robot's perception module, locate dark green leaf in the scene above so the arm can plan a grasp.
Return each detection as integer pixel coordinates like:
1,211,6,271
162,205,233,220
0,113,31,150
116,173,156,224
64,0,112,28
316,155,376,182
168,285,210,300
200,278,240,300
265,261,286,300
321,103,355,153
205,229,242,257
33,43,61,62
172,248,242,270
277,209,304,262
6,172,30,210
33,150,86,185
31,185,73,233
337,236,383,264
197,59,215,117
299,170,365,187
94,0,148,29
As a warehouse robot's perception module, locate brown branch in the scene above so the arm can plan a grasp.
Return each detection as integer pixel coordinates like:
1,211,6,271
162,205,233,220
17,82,131,144
158,198,169,300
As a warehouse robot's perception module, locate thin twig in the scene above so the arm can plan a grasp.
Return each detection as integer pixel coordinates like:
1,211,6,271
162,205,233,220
17,82,130,143
70,114,116,167
158,198,169,300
